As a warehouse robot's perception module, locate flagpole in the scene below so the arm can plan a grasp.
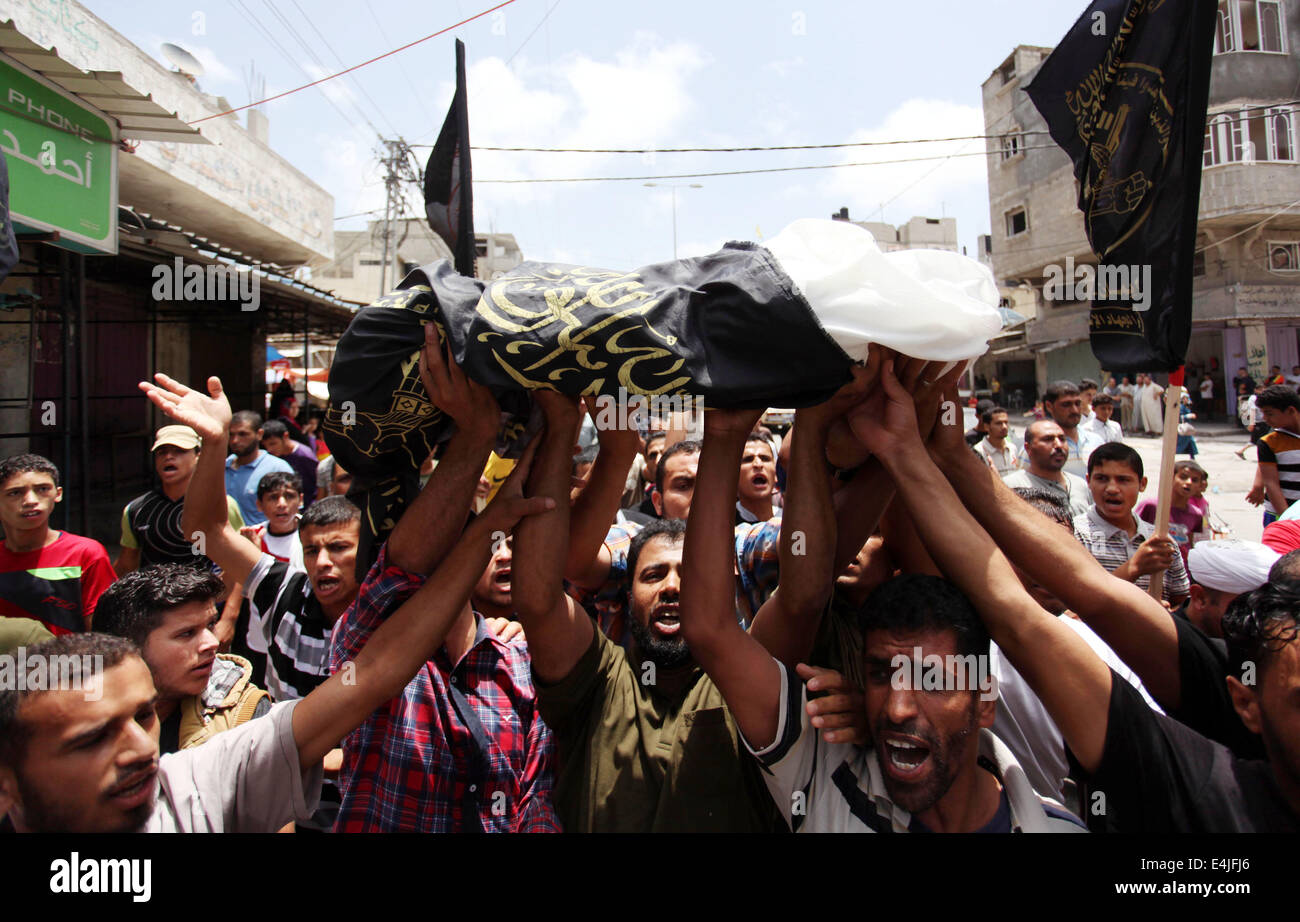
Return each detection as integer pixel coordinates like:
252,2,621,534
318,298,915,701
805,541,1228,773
1147,367,1185,600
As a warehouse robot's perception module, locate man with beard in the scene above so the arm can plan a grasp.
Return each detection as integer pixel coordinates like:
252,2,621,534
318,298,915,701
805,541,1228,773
0,452,552,833
512,381,874,832
735,432,778,524
114,425,245,576
93,565,269,754
1030,381,1102,477
224,411,293,526
1002,420,1091,516
679,387,1082,832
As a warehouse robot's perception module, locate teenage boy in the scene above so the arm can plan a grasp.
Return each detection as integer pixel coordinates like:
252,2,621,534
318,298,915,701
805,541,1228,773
1081,394,1122,443
1073,442,1188,606
94,565,270,754
249,472,306,570
115,425,245,576
0,454,114,634
261,420,319,507
1137,460,1207,566
1254,385,1300,524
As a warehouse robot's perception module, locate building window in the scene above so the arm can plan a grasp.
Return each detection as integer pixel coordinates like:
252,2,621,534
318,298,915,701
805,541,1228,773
475,240,488,258
358,258,382,266
1005,208,1027,237
1270,241,1300,271
1270,107,1296,160
1216,1,1286,54
1000,129,1024,161
1203,107,1298,165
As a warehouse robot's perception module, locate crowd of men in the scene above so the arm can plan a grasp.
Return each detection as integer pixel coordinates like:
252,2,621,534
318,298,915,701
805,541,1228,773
1,336,1297,834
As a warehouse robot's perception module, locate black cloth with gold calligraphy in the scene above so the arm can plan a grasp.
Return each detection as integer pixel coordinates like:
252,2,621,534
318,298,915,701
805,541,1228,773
323,242,853,574
1025,0,1217,371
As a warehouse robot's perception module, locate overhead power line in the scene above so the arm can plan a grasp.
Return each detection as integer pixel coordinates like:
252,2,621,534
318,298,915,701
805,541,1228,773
191,0,519,124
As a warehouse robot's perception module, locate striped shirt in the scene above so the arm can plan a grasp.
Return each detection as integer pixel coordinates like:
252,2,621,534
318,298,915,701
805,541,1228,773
1071,506,1190,602
245,553,331,701
1257,427,1300,515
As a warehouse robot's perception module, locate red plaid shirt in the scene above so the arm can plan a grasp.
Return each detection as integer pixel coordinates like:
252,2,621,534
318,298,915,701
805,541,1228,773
329,546,560,832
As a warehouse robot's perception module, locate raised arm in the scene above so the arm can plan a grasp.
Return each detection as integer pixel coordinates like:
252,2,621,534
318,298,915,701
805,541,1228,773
921,381,1186,708
292,444,554,769
511,390,596,684
679,407,784,751
849,361,1112,772
139,374,260,585
385,323,500,575
563,403,641,590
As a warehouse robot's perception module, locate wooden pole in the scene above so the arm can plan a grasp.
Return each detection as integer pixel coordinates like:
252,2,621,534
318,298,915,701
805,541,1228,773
1147,367,1185,600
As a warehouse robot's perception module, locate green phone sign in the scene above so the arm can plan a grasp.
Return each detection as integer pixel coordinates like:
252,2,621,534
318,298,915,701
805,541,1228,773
1,55,118,255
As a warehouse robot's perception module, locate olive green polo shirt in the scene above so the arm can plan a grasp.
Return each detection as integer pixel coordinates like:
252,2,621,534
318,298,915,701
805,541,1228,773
537,628,785,833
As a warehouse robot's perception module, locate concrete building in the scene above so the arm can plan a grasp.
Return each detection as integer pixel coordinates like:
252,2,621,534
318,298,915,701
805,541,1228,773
829,206,959,253
312,219,525,304
981,2,1300,416
1,4,350,544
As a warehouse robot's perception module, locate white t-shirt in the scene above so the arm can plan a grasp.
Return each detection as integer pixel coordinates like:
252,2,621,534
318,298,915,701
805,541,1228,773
1200,379,1214,399
145,699,322,832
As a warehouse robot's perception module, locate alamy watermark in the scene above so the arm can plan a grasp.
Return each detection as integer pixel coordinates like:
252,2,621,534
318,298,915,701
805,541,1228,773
589,387,703,432
890,647,996,701
0,647,105,701
151,256,260,311
1043,256,1151,312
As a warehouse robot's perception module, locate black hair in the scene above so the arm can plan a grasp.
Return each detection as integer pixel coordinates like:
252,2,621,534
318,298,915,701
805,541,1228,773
1091,393,1114,408
655,439,702,496
856,573,990,660
257,470,303,500
1087,440,1144,478
1222,581,1300,680
1269,550,1300,583
1173,459,1207,481
1011,487,1073,530
260,419,290,440
1044,380,1081,403
0,633,141,767
980,405,1007,425
0,453,60,489
1079,378,1099,391
626,518,688,588
644,431,666,448
94,565,224,649
299,495,360,530
1256,385,1300,414
231,410,263,430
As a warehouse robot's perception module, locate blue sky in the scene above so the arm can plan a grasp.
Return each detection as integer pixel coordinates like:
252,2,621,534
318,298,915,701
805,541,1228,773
82,0,1090,271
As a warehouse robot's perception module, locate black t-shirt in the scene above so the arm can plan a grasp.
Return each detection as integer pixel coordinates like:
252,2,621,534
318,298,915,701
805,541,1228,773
1081,669,1297,832
964,427,983,446
1169,613,1266,760
159,709,182,755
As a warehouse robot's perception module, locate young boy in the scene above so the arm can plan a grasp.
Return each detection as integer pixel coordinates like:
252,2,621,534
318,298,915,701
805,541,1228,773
1254,384,1300,524
1072,442,1189,606
1136,460,1208,566
0,454,115,634
247,471,305,569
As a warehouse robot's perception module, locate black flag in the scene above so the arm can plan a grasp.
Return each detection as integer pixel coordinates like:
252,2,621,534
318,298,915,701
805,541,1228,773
1025,0,1217,371
425,39,475,278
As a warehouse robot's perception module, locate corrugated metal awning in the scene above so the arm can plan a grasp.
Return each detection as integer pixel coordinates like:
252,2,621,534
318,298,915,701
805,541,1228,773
0,19,207,144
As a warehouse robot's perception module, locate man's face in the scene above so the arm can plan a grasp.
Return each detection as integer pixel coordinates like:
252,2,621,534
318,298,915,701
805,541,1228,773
473,535,513,612
1188,585,1237,637
1025,422,1068,474
300,521,360,611
257,487,301,534
1251,640,1300,793
652,451,698,520
0,658,160,833
643,439,665,484
154,445,197,488
141,600,221,701
863,628,992,816
228,422,261,459
261,434,292,458
1045,393,1083,428
1094,403,1114,423
1088,460,1145,523
626,535,690,669
1260,406,1300,431
0,471,61,533
737,439,776,505
986,412,1009,441
330,463,353,497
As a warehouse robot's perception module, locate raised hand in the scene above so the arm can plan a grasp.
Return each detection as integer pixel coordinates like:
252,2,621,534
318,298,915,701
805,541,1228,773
799,346,886,434
845,359,925,459
482,434,554,528
703,404,765,438
796,663,867,746
138,373,231,443
419,321,500,445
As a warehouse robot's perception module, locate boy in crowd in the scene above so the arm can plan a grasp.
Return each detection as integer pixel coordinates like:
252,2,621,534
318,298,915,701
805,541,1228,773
261,419,319,507
1074,442,1188,606
1254,385,1300,524
248,472,306,570
115,424,245,576
94,565,269,754
0,454,114,635
1137,460,1208,565
1081,393,1122,443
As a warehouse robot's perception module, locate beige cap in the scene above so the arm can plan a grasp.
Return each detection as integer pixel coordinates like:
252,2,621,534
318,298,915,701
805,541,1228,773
152,424,201,452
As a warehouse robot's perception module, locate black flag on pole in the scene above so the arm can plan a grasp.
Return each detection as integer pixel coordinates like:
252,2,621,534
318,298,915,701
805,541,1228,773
425,39,475,278
1025,0,1217,371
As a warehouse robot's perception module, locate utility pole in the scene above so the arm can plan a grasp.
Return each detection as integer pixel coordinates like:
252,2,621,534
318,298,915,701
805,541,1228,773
377,138,421,297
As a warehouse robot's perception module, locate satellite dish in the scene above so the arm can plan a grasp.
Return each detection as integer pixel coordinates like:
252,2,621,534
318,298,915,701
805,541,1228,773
161,43,205,79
